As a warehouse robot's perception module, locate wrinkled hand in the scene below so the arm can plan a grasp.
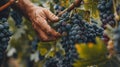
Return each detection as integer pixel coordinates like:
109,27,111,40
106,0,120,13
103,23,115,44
28,6,60,42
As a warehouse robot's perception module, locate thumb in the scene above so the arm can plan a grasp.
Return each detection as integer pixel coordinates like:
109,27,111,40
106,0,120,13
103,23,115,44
44,9,59,22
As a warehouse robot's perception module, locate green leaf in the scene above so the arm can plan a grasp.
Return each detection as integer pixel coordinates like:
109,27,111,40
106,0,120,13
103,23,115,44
84,0,100,19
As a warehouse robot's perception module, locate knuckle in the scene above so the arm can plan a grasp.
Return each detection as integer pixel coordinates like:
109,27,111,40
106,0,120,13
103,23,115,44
43,8,48,11
43,8,50,13
46,29,52,34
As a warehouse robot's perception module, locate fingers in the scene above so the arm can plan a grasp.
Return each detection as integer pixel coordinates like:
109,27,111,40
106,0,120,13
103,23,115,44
37,29,56,42
43,9,59,22
32,23,48,41
33,23,56,42
35,16,60,38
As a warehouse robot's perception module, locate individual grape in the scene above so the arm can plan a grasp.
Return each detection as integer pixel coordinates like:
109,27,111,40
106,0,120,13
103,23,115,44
54,4,59,10
65,24,71,30
0,25,4,30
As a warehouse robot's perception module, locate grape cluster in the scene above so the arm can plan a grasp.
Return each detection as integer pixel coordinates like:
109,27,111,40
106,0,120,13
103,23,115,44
97,0,116,28
0,0,23,28
0,18,12,66
45,12,104,67
57,12,104,43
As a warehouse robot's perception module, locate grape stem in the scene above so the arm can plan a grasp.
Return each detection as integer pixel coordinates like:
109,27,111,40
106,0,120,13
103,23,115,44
57,0,83,17
0,0,14,12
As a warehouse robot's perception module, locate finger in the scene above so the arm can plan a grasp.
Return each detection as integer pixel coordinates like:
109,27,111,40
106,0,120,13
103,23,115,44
33,23,57,42
34,16,60,37
43,9,59,22
38,30,57,42
32,23,48,41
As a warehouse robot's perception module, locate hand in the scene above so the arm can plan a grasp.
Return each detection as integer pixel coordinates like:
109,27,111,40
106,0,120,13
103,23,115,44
27,6,60,42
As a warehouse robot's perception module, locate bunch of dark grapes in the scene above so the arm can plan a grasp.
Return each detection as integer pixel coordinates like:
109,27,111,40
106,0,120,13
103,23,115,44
0,0,23,28
10,10,23,28
97,0,116,28
113,24,120,53
0,18,12,66
44,12,104,67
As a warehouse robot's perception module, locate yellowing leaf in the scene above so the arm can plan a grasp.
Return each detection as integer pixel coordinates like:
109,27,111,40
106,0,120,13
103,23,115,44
60,0,70,7
88,42,94,48
84,0,99,19
28,35,33,41
39,48,48,56
75,37,107,60
75,44,82,51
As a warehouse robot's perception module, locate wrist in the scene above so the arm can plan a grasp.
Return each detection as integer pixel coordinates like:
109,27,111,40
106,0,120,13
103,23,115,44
16,0,35,15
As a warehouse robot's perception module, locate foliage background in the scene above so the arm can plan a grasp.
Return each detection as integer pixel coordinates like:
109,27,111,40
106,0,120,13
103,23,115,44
6,0,120,67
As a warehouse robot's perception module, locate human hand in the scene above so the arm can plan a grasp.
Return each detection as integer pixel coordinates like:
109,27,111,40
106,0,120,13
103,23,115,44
27,6,60,42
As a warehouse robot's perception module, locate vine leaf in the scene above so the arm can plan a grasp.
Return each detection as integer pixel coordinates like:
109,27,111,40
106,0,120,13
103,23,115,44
74,37,108,66
84,0,100,19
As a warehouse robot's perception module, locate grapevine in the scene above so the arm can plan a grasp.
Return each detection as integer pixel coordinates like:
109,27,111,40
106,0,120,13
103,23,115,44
0,0,120,67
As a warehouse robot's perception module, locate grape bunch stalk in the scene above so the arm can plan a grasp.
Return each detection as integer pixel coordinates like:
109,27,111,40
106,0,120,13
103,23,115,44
0,18,12,66
97,0,116,28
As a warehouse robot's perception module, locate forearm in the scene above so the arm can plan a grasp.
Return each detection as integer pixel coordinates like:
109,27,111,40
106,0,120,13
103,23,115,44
15,0,35,17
